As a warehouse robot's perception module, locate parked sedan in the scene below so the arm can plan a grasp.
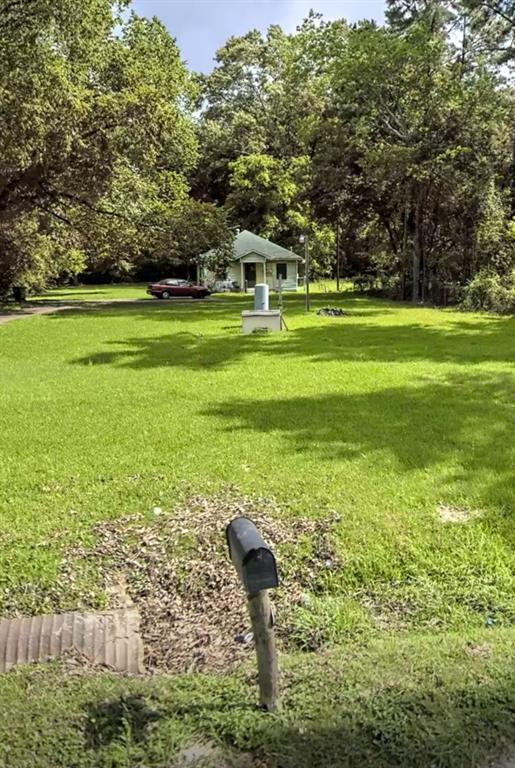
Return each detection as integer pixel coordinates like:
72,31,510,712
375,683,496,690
147,279,211,300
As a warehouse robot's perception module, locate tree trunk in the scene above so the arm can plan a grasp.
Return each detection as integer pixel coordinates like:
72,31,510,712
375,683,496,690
401,199,409,300
336,213,340,291
412,187,424,303
511,130,515,218
460,13,468,77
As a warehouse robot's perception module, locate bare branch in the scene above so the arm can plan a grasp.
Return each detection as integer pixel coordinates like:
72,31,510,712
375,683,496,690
36,204,73,227
478,0,515,28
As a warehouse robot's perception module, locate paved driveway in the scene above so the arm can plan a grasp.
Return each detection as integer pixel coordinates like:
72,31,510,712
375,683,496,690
0,296,224,325
0,305,74,325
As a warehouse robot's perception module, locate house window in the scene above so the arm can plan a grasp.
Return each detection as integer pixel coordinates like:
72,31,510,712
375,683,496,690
276,263,287,281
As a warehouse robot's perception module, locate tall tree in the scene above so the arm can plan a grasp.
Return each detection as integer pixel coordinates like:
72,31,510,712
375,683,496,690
461,0,515,62
311,19,513,301
193,14,347,273
0,0,215,293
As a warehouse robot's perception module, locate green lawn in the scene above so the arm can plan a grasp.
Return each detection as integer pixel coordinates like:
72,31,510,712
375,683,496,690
0,289,514,767
30,279,346,302
32,282,151,301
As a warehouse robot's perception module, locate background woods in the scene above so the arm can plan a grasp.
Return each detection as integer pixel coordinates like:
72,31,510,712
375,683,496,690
1,0,514,309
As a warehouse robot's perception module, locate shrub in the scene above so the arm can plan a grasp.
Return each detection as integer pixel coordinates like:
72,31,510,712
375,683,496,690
461,269,515,314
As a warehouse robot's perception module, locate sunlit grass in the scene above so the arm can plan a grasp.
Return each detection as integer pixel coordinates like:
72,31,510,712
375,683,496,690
1,290,514,621
0,288,514,766
32,282,151,301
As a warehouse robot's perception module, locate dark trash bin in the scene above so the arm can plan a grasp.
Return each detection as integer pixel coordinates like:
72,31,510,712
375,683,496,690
12,286,26,302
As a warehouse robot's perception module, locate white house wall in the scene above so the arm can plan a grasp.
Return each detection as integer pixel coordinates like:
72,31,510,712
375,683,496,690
266,260,298,291
202,260,298,291
240,253,266,263
227,264,242,284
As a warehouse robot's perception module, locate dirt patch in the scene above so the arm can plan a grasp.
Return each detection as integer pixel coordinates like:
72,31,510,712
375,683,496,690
64,492,341,673
173,742,263,768
437,504,481,523
465,641,491,658
487,751,515,768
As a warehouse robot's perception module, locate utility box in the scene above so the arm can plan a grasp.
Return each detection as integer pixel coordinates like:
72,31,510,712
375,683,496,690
254,283,269,311
241,310,281,334
226,517,279,595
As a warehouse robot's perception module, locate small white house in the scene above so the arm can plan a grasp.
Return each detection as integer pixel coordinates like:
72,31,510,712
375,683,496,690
199,230,303,291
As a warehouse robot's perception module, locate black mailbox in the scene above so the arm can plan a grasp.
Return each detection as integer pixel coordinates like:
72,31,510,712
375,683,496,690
226,517,279,595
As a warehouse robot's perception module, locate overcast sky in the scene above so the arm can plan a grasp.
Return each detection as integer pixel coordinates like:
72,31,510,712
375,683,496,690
131,0,387,72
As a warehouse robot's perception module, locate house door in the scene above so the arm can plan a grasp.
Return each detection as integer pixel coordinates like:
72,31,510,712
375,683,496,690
244,263,257,288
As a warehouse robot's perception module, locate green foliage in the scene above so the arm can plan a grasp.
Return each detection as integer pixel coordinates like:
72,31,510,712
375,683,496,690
193,14,347,278
196,7,515,304
313,20,514,302
1,0,515,296
0,0,224,295
461,0,515,63
461,268,515,313
138,198,233,278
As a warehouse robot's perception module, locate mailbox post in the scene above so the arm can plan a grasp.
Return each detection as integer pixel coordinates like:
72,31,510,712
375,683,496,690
226,517,279,712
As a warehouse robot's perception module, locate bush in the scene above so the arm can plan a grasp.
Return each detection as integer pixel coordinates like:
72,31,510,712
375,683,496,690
461,270,515,314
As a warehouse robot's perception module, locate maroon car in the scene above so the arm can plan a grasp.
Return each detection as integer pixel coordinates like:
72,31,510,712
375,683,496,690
147,279,211,300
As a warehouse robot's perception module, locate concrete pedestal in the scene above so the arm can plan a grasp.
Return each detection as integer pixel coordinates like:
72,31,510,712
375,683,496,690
241,310,282,334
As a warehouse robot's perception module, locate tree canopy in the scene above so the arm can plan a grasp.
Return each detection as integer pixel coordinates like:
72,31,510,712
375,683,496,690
0,0,231,292
1,0,514,306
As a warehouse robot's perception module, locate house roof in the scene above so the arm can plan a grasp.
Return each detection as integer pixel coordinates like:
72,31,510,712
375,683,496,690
201,230,303,263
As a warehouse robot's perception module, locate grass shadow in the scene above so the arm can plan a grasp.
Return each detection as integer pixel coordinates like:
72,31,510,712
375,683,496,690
50,291,394,324
257,677,515,767
70,312,515,369
206,371,515,522
164,640,515,768
84,694,163,749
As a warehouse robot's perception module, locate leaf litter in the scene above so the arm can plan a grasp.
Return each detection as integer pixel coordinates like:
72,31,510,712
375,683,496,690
62,490,342,673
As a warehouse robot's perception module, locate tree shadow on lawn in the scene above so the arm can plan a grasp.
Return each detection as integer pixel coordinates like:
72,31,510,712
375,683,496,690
53,298,253,325
206,371,515,527
259,681,515,768
71,313,515,369
166,664,515,768
51,291,394,324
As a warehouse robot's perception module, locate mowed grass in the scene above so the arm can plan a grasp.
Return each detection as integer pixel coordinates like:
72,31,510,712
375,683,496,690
1,630,514,768
0,289,514,766
30,279,345,302
32,282,151,301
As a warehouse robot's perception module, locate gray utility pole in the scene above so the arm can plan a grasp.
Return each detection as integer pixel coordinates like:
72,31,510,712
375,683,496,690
300,234,310,311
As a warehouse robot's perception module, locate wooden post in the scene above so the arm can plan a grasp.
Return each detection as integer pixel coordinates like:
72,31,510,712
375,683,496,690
226,517,279,712
247,590,279,712
304,235,310,312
